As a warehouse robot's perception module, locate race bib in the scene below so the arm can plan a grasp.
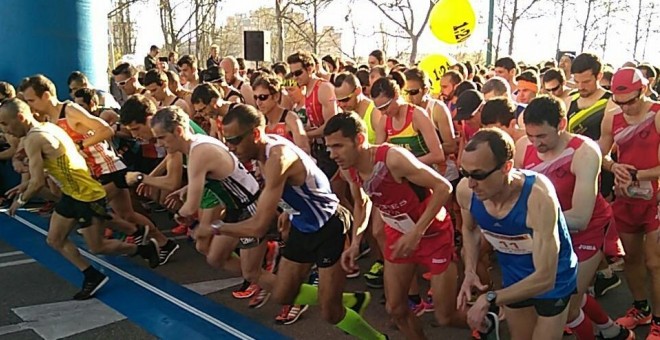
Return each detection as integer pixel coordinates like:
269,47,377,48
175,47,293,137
381,212,416,234
278,200,300,216
482,230,534,255
626,180,653,200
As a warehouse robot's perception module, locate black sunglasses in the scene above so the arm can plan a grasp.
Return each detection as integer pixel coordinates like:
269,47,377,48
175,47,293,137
224,129,252,145
337,89,356,103
404,88,421,96
545,84,561,92
292,69,304,77
612,91,641,106
254,94,271,101
459,163,503,181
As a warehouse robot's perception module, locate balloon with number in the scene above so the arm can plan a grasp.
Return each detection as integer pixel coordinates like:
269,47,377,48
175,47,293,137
429,0,476,44
418,54,456,95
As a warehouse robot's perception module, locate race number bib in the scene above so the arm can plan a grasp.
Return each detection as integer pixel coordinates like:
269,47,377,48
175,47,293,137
482,230,534,255
626,180,653,200
380,212,416,234
278,200,300,216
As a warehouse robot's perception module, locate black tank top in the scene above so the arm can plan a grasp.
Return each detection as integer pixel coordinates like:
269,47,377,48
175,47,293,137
567,91,612,140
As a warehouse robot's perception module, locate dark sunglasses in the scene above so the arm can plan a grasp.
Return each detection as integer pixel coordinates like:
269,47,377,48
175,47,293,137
292,69,304,77
254,94,271,101
459,163,503,181
545,84,561,92
404,88,421,96
602,85,611,91
337,90,356,103
224,129,252,145
612,91,641,106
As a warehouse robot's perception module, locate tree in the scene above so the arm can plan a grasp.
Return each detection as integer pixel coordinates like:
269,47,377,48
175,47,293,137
633,0,642,59
283,0,334,55
109,0,142,61
158,0,221,58
640,2,658,60
553,0,569,59
501,0,544,56
365,0,434,65
579,0,595,52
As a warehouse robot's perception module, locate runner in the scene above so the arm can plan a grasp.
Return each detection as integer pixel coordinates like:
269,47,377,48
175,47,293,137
220,56,255,106
542,68,573,103
1,98,159,299
480,97,526,142
515,96,632,340
324,112,467,339
456,128,578,340
599,68,660,339
217,104,385,340
112,63,148,97
143,69,192,115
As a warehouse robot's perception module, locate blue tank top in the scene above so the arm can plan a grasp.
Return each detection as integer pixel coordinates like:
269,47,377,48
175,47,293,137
265,134,339,233
470,170,577,299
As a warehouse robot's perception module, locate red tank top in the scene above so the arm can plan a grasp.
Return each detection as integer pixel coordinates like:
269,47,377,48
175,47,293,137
305,79,325,128
612,103,660,198
522,136,611,232
348,145,451,236
265,109,292,141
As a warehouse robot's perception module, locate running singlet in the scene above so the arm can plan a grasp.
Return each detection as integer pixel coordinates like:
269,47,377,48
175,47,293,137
27,123,106,202
265,109,292,141
567,91,612,140
349,144,451,236
611,103,660,201
189,135,260,213
56,103,126,177
426,99,458,181
264,134,339,233
386,105,429,157
522,136,611,235
363,101,377,144
305,79,327,128
470,171,578,299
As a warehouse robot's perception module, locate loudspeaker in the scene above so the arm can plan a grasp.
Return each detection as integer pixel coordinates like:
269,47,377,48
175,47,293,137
244,31,271,62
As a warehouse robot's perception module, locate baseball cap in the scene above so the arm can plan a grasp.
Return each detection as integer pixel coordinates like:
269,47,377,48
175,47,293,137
454,89,484,121
203,66,227,84
611,67,648,95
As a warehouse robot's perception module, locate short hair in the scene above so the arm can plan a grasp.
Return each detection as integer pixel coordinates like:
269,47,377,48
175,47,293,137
442,70,464,85
112,62,137,77
369,50,384,63
602,69,614,83
177,55,197,69
150,45,159,52
355,69,370,87
73,88,98,106
465,61,475,76
272,62,289,76
223,103,265,129
143,69,168,86
322,55,338,71
252,75,281,95
67,71,88,86
523,95,565,128
453,62,467,79
0,82,16,99
210,44,219,50
387,58,399,65
286,51,315,69
464,128,515,166
481,97,516,126
370,65,387,78
323,112,366,139
344,65,357,74
249,68,273,86
516,70,539,86
191,83,221,105
571,53,601,76
495,57,517,71
150,105,189,133
0,98,31,119
542,68,566,84
371,77,398,99
236,57,246,71
455,81,477,98
482,77,510,96
168,51,178,59
403,67,429,88
19,74,57,98
638,64,657,79
388,70,406,89
120,94,157,125
333,72,360,89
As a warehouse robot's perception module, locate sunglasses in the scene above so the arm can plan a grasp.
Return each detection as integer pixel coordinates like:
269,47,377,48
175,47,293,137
545,84,561,92
292,69,304,77
404,88,421,96
337,90,356,103
376,99,393,111
602,85,611,91
224,129,252,145
459,163,503,181
612,91,641,106
254,94,271,101
116,79,129,86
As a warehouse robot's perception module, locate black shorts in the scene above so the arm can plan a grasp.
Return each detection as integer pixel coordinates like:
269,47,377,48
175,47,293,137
225,207,276,249
312,142,338,181
54,194,112,228
98,169,129,189
507,294,572,317
283,205,351,268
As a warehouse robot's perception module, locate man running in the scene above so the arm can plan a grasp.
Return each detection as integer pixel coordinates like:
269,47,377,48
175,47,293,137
1,98,159,299
217,104,385,340
515,96,632,340
456,128,578,340
600,67,660,338
324,112,466,339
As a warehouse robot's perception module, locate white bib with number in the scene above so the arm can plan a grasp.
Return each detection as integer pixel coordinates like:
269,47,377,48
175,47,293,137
482,230,534,255
380,211,416,234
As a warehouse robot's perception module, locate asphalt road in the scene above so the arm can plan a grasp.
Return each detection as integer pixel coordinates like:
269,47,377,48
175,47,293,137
0,207,653,340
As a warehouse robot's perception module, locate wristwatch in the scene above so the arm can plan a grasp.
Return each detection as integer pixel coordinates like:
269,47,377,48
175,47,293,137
136,174,144,184
211,220,225,235
16,194,27,207
485,291,498,307
76,140,85,150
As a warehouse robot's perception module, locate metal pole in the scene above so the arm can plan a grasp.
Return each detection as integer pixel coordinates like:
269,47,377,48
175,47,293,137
486,0,495,66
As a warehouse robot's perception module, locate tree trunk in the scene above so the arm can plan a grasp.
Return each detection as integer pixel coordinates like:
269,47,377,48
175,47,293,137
602,0,612,60
495,0,507,61
275,0,285,62
641,2,654,60
633,0,642,58
409,35,418,65
508,0,518,55
580,0,593,52
555,0,566,59
312,1,319,54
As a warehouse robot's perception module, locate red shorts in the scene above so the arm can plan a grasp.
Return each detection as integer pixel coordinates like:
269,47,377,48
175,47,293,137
571,220,608,262
612,199,659,234
384,225,456,275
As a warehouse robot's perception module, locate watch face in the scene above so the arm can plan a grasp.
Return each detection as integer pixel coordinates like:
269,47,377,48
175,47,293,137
486,291,496,302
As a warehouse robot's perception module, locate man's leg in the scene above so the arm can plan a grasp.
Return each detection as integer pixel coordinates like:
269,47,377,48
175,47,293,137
532,304,571,340
617,230,652,327
204,232,242,275
644,228,660,328
430,261,467,328
107,185,168,246
503,305,538,340
46,212,90,270
567,251,601,340
383,260,424,339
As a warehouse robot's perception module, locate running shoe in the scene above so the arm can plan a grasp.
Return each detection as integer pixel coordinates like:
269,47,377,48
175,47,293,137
478,312,500,340
140,238,160,268
73,272,109,300
594,272,621,297
249,287,270,308
408,299,425,317
364,261,384,288
132,225,150,245
159,240,180,265
233,281,258,299
275,305,309,325
171,224,188,235
616,306,652,330
647,322,660,340
599,326,635,340
264,241,279,273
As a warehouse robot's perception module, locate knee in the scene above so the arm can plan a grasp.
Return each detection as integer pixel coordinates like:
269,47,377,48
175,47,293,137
205,252,227,269
87,242,105,255
434,310,454,327
645,252,660,273
385,300,409,320
46,235,64,250
320,304,345,324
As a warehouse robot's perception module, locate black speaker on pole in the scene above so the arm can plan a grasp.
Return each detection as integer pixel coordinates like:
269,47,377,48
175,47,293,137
244,31,271,62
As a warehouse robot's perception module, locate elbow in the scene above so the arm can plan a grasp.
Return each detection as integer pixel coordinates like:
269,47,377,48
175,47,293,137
536,271,557,294
443,142,457,154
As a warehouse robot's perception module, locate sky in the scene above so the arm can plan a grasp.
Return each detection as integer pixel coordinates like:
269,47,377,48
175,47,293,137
130,0,659,67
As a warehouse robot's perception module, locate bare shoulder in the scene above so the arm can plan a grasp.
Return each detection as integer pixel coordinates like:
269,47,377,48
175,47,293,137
527,173,559,208
455,177,473,210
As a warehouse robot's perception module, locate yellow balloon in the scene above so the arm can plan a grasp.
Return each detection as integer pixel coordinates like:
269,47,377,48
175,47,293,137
429,0,476,44
418,54,456,95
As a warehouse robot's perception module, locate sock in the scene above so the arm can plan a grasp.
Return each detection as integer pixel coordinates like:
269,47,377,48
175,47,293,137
408,294,421,304
82,266,101,279
293,284,319,306
583,295,610,324
336,307,385,340
653,315,660,325
567,310,595,340
633,300,650,315
599,267,613,279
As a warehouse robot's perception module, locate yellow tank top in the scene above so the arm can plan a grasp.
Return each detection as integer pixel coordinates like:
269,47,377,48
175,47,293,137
29,123,106,202
363,101,377,144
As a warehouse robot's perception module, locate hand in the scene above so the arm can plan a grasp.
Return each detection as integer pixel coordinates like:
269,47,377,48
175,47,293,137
457,271,488,311
340,244,360,274
5,183,27,199
165,186,187,209
174,212,195,227
389,231,422,260
7,199,22,217
125,171,143,186
611,163,635,184
12,157,28,173
466,294,491,332
136,183,152,197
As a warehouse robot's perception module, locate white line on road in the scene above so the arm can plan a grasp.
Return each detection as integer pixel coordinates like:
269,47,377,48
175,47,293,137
0,259,36,268
0,251,23,258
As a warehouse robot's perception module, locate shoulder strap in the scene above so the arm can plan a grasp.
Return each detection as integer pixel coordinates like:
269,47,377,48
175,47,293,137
279,109,289,123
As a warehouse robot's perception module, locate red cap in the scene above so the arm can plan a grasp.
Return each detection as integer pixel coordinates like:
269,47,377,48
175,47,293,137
611,67,648,95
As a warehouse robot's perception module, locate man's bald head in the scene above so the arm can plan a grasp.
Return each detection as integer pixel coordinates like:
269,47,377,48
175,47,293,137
0,98,31,119
0,98,34,137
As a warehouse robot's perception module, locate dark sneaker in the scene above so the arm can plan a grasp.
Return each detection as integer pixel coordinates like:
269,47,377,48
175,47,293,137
348,291,371,316
73,273,109,300
356,241,371,260
159,240,180,265
478,312,500,340
599,326,636,340
139,238,160,268
594,272,621,297
132,225,150,245
363,261,384,288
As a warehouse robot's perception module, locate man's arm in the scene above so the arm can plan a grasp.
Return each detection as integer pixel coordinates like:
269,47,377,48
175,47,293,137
139,152,183,191
19,134,47,202
342,170,372,246
598,102,616,164
492,179,561,305
0,134,18,160
306,82,337,138
177,147,211,217
512,136,531,168
240,83,255,107
374,114,388,144
564,140,600,231
66,104,114,147
285,111,310,154
412,108,445,166
456,178,480,275
634,111,660,181
432,102,457,154
219,146,292,238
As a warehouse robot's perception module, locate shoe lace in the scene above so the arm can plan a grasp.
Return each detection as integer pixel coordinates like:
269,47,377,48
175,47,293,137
650,323,660,335
624,307,641,318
